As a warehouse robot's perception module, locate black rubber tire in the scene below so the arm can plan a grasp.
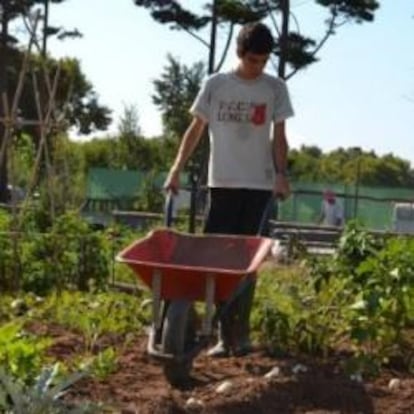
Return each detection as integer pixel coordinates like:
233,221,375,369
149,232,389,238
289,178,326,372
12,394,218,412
161,300,196,386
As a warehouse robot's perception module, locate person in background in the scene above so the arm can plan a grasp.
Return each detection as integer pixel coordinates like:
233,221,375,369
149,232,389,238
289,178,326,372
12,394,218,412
319,189,344,226
164,21,294,357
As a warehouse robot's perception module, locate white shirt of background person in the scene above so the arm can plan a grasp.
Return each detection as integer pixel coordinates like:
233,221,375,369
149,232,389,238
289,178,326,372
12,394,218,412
321,190,344,226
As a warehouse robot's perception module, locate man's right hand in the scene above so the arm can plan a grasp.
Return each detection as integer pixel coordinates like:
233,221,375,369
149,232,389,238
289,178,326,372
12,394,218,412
163,168,180,194
163,115,206,195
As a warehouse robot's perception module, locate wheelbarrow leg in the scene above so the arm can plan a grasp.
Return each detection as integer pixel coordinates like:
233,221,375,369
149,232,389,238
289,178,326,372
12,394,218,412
151,269,162,330
147,269,163,356
202,273,215,336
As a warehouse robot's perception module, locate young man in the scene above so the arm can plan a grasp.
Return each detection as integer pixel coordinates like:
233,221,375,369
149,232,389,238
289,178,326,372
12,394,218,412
164,22,294,357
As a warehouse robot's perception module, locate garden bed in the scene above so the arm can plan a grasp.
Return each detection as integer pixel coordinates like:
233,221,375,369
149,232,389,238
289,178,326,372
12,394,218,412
31,322,414,414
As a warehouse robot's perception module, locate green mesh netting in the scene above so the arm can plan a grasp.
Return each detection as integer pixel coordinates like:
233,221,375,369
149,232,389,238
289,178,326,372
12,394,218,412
85,170,414,231
278,182,414,230
85,168,189,205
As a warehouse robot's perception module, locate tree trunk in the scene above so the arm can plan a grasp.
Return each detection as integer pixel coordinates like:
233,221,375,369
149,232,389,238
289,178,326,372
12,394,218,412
278,0,289,79
208,0,218,75
42,0,50,57
0,10,9,203
189,0,217,233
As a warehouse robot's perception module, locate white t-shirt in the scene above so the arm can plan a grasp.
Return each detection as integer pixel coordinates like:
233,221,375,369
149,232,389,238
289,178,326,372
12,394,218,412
321,201,344,226
191,72,294,190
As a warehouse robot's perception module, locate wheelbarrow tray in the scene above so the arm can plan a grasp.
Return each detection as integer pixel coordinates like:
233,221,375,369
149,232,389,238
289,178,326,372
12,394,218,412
116,229,272,302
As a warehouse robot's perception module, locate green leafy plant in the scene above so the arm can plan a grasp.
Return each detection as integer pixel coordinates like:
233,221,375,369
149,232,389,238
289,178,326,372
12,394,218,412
16,212,112,295
77,347,118,380
335,220,384,270
0,363,99,413
253,265,350,357
0,322,51,384
41,291,146,353
344,236,414,374
253,223,414,376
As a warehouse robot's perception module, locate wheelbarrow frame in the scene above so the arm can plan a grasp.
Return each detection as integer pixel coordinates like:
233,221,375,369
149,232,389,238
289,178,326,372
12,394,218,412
117,228,272,384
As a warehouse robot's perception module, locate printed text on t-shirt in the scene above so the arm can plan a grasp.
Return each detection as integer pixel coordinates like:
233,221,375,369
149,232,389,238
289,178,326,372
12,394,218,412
217,100,267,125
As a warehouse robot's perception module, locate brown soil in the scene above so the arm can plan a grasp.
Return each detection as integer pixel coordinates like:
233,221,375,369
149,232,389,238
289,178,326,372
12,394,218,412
29,322,414,414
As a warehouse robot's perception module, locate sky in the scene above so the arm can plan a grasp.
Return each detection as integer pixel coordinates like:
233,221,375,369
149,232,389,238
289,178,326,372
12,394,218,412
39,1,414,165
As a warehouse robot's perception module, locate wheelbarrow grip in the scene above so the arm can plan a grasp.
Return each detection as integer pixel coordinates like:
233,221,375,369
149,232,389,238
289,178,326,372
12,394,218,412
257,195,279,236
164,192,174,228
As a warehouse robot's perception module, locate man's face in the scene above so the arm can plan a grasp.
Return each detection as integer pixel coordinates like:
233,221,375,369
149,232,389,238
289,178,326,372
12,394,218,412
238,51,270,79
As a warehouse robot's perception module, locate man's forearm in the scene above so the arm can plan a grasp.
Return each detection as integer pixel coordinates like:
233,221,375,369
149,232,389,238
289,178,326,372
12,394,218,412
171,117,205,172
273,122,289,174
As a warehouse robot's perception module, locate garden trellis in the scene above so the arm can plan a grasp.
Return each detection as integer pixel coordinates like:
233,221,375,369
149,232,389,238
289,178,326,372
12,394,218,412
0,9,73,226
0,9,73,290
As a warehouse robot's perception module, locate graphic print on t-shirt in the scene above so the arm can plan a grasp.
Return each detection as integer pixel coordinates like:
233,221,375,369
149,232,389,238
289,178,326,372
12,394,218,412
217,100,267,125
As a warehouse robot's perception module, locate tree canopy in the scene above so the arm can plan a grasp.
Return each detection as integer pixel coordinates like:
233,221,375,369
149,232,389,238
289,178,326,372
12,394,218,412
152,54,205,139
1,2,111,135
152,55,208,177
289,145,414,187
0,0,111,201
134,0,380,77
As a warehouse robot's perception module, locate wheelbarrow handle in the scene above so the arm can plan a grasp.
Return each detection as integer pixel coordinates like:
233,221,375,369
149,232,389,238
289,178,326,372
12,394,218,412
258,195,280,236
164,191,174,228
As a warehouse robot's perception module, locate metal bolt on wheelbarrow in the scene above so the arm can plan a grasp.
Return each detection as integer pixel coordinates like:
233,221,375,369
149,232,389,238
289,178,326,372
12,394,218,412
116,194,273,386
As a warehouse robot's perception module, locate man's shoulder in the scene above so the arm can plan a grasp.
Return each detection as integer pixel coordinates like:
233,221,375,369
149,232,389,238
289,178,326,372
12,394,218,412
205,72,232,86
261,73,287,89
201,73,233,97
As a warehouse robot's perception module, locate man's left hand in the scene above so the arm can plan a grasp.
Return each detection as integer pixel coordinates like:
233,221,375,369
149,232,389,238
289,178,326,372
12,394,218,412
273,173,290,200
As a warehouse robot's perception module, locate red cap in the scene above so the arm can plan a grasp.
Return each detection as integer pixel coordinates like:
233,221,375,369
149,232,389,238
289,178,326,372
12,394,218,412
323,189,335,202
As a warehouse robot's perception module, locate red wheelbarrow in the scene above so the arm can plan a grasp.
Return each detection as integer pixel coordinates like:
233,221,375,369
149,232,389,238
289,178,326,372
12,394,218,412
117,228,272,385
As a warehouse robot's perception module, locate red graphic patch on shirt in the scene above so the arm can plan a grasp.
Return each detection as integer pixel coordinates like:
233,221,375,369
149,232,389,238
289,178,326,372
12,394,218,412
251,104,267,125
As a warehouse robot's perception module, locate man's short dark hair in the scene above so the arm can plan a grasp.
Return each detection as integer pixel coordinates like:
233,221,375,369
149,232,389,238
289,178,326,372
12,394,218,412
236,22,274,56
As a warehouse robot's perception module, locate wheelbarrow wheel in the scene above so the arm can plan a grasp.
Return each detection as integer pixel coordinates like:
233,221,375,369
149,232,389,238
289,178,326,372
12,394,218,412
161,299,196,386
